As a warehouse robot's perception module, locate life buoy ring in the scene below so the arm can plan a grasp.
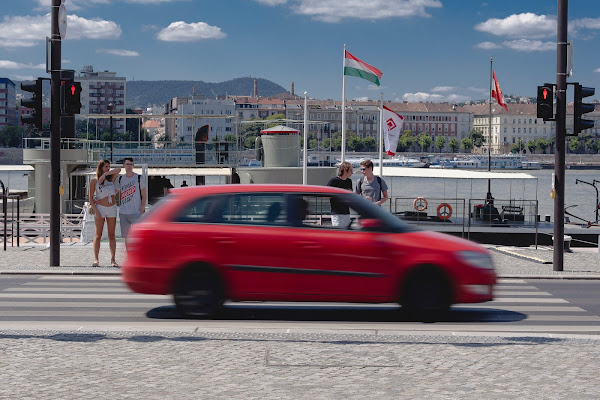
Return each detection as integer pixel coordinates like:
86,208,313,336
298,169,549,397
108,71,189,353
413,197,428,211
437,203,453,220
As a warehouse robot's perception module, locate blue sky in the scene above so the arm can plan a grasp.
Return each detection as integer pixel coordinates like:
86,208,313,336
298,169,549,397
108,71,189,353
1,0,599,103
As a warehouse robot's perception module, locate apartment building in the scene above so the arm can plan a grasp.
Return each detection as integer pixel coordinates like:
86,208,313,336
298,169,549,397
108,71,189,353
0,78,17,128
77,66,126,134
176,97,235,142
465,103,600,154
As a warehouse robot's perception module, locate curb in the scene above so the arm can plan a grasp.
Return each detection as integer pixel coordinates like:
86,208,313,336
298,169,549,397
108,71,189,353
0,270,121,276
489,247,552,264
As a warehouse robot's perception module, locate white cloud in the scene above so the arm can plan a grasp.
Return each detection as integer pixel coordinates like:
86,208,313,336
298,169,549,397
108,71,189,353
352,96,370,102
97,49,140,57
474,41,502,50
0,60,46,69
475,13,555,39
36,0,182,10
0,14,121,48
595,68,600,73
572,17,600,30
402,89,477,103
431,86,455,92
282,0,442,23
502,39,554,52
402,92,444,102
11,75,36,81
156,21,226,41
254,0,288,5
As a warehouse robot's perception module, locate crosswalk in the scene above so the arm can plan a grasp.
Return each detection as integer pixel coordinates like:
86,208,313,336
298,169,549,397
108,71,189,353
1,276,600,334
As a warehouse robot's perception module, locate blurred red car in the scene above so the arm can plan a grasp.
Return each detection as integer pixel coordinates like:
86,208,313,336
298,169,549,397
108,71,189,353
122,184,496,320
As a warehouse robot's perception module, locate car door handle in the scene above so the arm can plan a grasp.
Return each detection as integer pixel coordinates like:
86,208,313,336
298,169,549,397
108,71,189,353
295,241,321,249
213,236,236,244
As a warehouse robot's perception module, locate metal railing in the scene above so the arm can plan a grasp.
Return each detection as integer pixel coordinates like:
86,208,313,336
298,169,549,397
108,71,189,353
22,137,240,166
392,197,466,237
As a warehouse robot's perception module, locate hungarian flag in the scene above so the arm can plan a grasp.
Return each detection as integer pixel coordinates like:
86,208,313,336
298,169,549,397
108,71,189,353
491,69,508,111
344,50,383,86
382,105,404,156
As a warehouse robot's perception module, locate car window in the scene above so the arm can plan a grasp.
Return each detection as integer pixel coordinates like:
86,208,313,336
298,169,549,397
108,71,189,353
173,195,223,223
220,193,288,226
289,193,416,233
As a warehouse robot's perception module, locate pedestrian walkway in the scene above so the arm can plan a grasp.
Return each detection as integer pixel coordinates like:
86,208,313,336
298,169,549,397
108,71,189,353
1,241,599,278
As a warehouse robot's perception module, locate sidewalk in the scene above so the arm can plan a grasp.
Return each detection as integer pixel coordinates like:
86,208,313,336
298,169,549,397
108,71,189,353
0,241,599,278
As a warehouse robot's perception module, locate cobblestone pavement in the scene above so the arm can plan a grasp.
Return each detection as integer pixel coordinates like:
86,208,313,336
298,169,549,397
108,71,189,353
0,330,598,400
1,241,599,278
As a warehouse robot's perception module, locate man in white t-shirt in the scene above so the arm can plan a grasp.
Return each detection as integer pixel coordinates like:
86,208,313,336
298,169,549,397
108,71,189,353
115,157,147,239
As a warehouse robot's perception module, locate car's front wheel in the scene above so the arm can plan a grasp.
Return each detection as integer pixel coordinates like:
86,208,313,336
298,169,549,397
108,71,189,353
173,266,225,318
400,267,451,322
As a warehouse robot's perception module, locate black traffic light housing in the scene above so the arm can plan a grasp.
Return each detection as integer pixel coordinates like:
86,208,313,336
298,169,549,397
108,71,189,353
537,84,554,121
573,83,595,136
20,78,43,131
61,80,82,116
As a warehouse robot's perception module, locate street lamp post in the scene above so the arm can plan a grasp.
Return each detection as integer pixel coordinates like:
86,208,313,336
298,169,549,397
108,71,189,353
107,102,114,162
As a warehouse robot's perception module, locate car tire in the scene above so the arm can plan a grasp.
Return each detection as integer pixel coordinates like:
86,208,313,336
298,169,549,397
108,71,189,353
173,266,225,318
400,267,451,322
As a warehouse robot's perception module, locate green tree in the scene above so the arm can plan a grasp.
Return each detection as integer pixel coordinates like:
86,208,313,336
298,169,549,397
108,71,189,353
448,137,459,153
511,139,524,154
526,140,537,154
347,135,363,151
322,138,331,150
568,137,581,153
332,137,342,151
245,135,258,149
467,128,485,148
535,138,550,154
460,138,473,152
223,134,236,142
362,136,376,152
417,132,431,152
585,138,597,154
309,138,317,149
434,136,446,153
0,126,24,147
75,119,97,139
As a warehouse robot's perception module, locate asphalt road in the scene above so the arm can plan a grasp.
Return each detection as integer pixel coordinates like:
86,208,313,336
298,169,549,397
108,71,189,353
1,276,600,335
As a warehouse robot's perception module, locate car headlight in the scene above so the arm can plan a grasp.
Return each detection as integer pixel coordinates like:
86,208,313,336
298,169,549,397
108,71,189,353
456,251,494,270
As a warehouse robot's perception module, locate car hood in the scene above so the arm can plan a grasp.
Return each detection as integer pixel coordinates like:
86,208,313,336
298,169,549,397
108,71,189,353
390,230,487,254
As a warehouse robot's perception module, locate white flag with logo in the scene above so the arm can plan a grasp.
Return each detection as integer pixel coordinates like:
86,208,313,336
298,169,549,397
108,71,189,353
382,105,404,156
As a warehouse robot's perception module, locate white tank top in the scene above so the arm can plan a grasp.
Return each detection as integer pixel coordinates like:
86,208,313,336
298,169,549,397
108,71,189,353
96,179,116,204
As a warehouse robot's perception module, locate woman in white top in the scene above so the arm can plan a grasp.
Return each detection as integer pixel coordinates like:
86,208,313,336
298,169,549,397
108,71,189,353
89,159,121,267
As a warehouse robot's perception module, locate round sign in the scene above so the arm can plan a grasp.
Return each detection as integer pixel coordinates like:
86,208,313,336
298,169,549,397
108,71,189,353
58,3,67,40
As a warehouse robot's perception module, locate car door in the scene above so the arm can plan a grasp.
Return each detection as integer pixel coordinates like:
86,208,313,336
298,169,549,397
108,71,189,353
276,193,395,300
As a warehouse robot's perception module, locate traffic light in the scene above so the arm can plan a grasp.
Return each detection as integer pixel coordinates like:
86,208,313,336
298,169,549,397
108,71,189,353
20,78,43,130
573,83,595,135
61,81,82,115
537,85,554,121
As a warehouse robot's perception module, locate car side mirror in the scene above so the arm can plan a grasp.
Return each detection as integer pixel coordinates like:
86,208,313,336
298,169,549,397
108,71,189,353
360,218,383,230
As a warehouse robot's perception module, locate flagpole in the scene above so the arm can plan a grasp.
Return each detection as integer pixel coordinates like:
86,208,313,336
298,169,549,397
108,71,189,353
303,91,308,185
341,44,346,162
378,92,383,177
487,56,493,202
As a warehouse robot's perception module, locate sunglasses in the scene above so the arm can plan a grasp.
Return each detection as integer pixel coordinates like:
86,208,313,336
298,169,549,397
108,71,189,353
360,168,366,171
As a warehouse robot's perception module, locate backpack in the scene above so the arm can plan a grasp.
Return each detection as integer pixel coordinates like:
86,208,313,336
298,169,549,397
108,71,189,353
357,176,383,199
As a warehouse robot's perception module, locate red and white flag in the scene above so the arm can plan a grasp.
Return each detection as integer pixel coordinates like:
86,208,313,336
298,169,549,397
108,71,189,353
382,105,404,156
491,69,508,111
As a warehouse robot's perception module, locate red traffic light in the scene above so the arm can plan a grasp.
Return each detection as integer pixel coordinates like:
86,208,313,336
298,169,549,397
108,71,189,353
70,84,76,96
543,88,548,100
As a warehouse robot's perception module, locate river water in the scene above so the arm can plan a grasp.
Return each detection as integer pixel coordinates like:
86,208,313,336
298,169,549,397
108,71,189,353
2,168,600,223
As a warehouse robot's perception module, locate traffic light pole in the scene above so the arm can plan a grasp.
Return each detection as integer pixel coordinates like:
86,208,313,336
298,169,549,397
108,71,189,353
553,0,568,272
50,0,62,266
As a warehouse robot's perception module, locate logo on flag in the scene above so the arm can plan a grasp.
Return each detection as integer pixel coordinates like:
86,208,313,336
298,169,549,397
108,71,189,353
382,105,404,156
386,118,397,131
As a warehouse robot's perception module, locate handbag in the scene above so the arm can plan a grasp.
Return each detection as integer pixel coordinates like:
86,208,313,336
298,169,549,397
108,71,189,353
87,203,95,215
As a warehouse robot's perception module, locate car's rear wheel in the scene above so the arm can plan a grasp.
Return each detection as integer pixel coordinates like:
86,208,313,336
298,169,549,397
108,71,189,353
173,266,225,318
400,267,451,322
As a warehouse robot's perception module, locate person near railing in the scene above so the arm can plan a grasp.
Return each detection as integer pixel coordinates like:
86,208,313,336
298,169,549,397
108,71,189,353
355,159,389,206
89,159,121,267
114,157,146,242
327,161,353,227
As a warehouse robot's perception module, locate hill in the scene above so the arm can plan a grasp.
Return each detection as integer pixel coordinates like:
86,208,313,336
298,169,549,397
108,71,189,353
126,78,288,108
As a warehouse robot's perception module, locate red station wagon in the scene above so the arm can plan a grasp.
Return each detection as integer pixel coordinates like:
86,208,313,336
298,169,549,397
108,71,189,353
123,184,496,320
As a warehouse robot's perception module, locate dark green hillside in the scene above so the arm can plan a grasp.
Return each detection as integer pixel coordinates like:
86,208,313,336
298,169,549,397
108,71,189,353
126,77,288,108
